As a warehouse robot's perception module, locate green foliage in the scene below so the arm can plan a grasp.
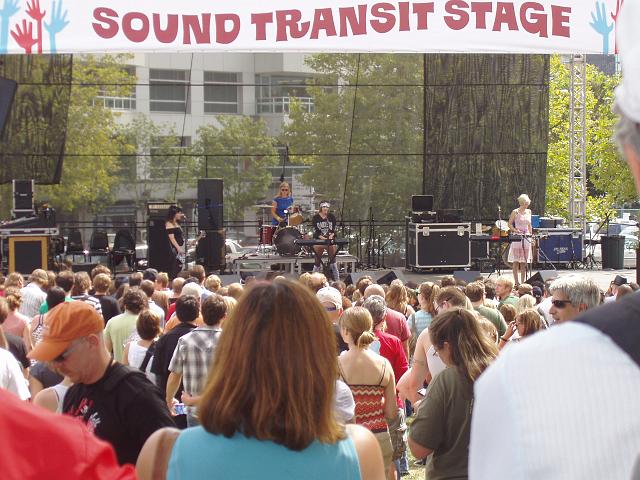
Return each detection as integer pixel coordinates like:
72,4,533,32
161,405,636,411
40,54,135,215
193,116,278,220
281,54,423,221
546,55,631,221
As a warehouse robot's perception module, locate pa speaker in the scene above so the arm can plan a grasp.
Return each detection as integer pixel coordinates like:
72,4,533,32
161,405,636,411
0,77,17,138
196,229,226,272
525,270,558,286
345,271,373,286
197,179,223,231
453,270,483,284
376,269,405,285
147,218,173,273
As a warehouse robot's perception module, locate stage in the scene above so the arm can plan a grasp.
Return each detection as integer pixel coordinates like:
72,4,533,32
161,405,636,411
230,250,358,275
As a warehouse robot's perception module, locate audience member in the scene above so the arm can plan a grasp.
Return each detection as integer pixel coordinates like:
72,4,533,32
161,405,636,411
28,301,175,465
317,286,347,354
409,308,497,479
122,310,162,385
386,279,415,318
495,276,518,307
364,284,411,359
93,273,120,323
0,298,30,400
2,287,31,349
137,280,384,480
226,282,244,300
19,269,48,318
104,289,148,362
499,308,544,349
548,275,600,323
71,272,103,315
465,282,507,337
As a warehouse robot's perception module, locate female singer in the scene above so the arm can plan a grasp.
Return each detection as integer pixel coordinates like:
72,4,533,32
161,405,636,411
166,205,186,279
271,181,294,226
507,194,533,287
312,201,339,280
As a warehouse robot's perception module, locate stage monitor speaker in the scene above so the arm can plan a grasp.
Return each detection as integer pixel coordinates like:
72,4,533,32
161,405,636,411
197,179,223,231
525,270,558,286
8,236,48,273
0,77,17,138
453,270,483,284
196,229,225,272
411,195,434,212
345,271,373,286
13,179,34,211
376,269,405,285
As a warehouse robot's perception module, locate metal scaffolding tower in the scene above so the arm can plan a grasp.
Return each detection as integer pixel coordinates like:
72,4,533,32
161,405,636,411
569,54,587,233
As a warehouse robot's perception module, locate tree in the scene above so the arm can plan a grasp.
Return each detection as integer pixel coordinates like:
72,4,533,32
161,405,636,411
546,55,630,221
281,54,423,221
192,116,278,220
36,55,135,215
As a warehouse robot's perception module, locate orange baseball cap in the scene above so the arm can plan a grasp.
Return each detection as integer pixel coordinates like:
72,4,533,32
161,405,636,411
28,301,104,362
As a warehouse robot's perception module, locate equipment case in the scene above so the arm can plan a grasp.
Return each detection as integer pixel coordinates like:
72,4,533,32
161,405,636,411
406,221,471,269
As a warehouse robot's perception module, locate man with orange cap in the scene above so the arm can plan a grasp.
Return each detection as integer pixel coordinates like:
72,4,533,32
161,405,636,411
29,301,175,465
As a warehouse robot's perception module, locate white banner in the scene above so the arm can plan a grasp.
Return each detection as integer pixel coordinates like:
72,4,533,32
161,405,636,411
0,0,624,55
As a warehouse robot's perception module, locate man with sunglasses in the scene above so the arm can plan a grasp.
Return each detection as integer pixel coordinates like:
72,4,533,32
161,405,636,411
470,4,640,477
548,275,601,324
28,302,175,466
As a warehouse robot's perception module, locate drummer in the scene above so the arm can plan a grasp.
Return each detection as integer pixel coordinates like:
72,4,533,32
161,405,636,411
312,201,339,280
271,181,294,226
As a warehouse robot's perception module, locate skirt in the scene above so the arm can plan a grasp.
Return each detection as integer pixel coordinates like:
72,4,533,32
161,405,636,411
507,239,533,263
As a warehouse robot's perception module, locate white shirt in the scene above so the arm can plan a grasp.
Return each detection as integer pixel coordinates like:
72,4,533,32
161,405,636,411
537,296,554,326
0,348,30,400
470,322,640,480
334,379,355,424
18,282,46,319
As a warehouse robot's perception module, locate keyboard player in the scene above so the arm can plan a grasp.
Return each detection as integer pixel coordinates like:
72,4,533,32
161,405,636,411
311,201,339,280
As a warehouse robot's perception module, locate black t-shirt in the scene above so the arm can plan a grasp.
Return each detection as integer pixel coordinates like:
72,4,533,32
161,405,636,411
63,362,175,465
151,322,197,398
312,213,337,240
6,333,29,369
30,361,63,388
95,294,121,324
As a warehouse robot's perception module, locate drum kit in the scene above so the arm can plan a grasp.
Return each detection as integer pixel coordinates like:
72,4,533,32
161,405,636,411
255,205,313,256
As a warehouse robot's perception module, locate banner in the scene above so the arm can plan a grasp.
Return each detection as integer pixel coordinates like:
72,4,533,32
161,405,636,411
0,0,624,55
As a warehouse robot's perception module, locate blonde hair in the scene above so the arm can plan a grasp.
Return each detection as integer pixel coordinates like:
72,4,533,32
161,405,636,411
516,294,536,313
205,275,222,292
518,194,531,206
385,279,408,315
338,306,377,349
4,287,21,311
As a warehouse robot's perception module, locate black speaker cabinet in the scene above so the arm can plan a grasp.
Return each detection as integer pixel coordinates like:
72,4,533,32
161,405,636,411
0,77,17,138
197,179,223,231
407,222,471,269
196,229,226,272
13,179,34,211
147,219,173,273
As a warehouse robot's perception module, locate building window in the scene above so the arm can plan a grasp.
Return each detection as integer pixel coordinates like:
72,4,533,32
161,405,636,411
150,69,191,113
150,136,191,179
96,65,136,110
204,71,241,114
256,74,314,114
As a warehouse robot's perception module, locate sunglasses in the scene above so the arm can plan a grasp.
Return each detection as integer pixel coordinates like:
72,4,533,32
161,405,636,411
551,299,573,309
324,305,338,312
52,339,84,363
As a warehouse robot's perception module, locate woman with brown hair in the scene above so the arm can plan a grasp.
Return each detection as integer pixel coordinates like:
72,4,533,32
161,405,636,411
0,297,30,399
1,287,31,349
338,306,398,479
385,279,415,318
137,280,385,480
409,308,498,479
499,308,543,349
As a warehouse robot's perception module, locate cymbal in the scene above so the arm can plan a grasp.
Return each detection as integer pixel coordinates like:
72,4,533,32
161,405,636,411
495,220,509,231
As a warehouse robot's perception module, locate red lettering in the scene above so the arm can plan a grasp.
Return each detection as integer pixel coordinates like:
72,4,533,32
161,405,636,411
152,13,178,43
371,3,396,34
310,8,337,39
252,12,273,41
493,2,518,31
398,2,410,31
470,2,492,29
551,5,571,37
92,7,119,39
413,3,435,30
122,12,149,43
520,2,547,37
444,0,469,30
275,10,310,41
216,14,240,44
182,14,210,45
339,5,367,36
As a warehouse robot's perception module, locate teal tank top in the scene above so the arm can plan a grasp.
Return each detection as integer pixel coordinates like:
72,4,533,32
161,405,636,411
167,427,362,480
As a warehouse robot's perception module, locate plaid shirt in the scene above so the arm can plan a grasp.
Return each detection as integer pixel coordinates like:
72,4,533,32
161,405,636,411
168,326,222,398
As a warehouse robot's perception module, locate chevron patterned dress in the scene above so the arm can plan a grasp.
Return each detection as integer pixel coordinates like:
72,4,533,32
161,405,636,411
349,384,388,434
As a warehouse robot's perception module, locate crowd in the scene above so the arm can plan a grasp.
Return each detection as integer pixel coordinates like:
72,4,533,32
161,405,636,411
0,257,636,479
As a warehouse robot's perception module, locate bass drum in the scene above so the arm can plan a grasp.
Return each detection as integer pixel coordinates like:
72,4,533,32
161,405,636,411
274,227,302,256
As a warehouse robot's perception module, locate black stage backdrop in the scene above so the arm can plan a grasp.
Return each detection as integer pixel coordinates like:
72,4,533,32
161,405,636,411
0,54,72,184
423,54,549,221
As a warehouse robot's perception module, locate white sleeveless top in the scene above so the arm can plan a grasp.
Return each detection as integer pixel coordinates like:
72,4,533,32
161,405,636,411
52,383,69,414
127,341,156,385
